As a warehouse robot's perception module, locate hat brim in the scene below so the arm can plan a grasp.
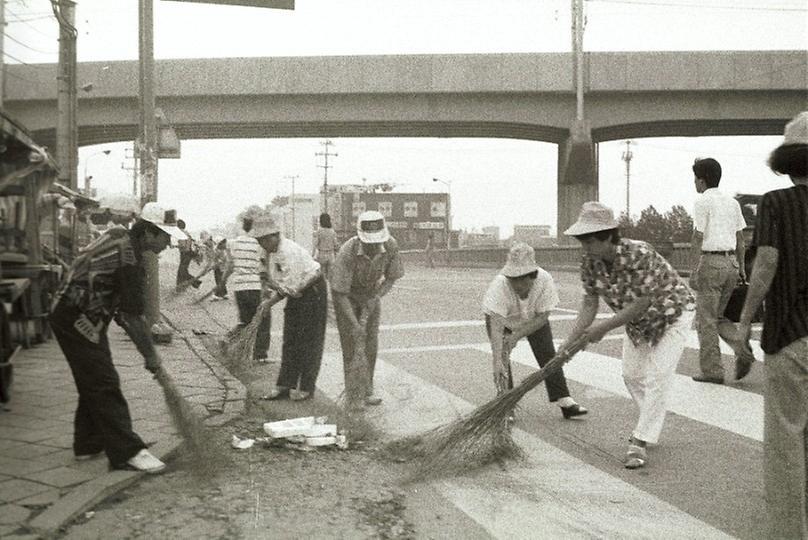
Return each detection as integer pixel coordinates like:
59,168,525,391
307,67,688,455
249,227,281,238
357,228,389,243
501,263,539,278
153,223,186,240
563,220,618,237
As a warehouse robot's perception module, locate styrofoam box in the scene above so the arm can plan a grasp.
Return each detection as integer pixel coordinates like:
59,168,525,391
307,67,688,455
263,416,315,438
305,436,337,447
303,424,337,438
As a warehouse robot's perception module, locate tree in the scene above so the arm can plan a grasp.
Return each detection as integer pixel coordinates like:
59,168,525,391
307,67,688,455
620,204,694,246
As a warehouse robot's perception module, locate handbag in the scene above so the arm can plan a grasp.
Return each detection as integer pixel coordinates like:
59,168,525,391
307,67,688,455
724,281,763,323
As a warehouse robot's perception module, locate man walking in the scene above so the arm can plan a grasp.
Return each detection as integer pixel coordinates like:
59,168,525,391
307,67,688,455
739,111,808,539
49,202,184,473
331,211,404,407
175,219,201,290
230,216,271,363
689,157,755,383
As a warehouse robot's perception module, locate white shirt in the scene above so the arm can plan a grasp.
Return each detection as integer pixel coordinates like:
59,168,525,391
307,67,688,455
268,237,321,298
229,235,263,291
693,188,747,251
481,270,559,328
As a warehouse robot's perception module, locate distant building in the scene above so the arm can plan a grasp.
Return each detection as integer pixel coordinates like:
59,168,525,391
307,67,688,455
512,224,553,247
460,231,499,248
320,185,453,250
275,194,319,252
481,226,500,243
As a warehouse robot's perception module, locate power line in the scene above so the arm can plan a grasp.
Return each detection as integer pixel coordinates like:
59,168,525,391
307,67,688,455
3,32,57,54
5,7,55,37
3,50,34,65
587,0,808,12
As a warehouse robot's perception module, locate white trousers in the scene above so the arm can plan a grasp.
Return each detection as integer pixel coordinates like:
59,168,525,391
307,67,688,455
622,311,694,444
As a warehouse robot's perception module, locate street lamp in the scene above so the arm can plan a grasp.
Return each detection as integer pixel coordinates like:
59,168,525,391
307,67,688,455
82,149,111,196
432,177,452,249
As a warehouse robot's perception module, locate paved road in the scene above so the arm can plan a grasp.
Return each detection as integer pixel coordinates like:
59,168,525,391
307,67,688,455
197,265,765,539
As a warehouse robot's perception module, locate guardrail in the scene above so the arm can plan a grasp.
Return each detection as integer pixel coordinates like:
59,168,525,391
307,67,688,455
400,242,693,275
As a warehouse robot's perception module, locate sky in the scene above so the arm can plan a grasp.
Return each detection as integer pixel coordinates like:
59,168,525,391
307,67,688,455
3,0,807,236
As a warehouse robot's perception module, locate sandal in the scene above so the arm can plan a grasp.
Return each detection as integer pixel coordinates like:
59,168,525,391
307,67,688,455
624,444,647,469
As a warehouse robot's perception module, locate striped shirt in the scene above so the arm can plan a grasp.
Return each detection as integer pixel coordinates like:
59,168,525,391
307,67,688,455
229,235,263,291
753,184,808,354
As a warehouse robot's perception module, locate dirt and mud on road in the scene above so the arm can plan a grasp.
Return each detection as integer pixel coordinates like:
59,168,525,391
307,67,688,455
55,304,480,540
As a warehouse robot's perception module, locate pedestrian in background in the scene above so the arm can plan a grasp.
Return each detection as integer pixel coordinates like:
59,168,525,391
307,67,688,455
738,111,808,540
424,232,435,268
253,215,328,401
175,219,200,290
312,212,339,281
482,242,587,419
689,157,756,383
211,235,231,301
230,216,271,363
49,202,184,474
332,211,404,407
561,202,695,470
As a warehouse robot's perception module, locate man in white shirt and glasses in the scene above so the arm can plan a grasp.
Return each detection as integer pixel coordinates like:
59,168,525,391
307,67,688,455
690,157,756,384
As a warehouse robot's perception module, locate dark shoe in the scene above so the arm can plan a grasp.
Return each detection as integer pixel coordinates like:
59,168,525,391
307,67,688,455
561,403,588,419
261,387,290,400
735,348,755,381
692,375,724,385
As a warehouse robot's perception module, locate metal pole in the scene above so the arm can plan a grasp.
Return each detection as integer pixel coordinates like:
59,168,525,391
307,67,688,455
56,0,78,189
139,0,160,327
622,140,633,217
0,0,5,109
572,0,584,122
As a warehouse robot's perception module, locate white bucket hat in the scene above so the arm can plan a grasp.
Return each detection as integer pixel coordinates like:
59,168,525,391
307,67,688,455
563,201,619,236
249,214,281,239
139,202,185,240
501,242,539,278
783,111,808,145
357,210,390,243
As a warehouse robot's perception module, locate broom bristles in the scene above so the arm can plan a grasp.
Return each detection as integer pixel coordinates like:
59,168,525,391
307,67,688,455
154,368,231,477
170,264,214,297
225,299,273,370
342,307,372,410
384,335,588,480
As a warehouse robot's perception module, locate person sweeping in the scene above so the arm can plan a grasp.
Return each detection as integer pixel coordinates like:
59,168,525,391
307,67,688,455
483,242,587,419
49,202,185,474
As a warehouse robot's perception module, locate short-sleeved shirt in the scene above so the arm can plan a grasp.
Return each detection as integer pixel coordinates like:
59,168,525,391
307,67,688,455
753,184,808,354
581,239,695,346
267,237,321,297
331,236,405,302
229,234,263,291
482,270,559,329
53,230,145,325
693,188,747,251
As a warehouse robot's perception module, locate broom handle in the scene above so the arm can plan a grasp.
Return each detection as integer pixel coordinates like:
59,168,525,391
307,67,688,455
510,334,589,394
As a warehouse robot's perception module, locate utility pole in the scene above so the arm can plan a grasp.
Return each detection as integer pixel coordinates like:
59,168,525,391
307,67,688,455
315,139,337,213
622,140,634,217
122,145,140,198
55,0,78,189
1,0,5,108
283,174,299,241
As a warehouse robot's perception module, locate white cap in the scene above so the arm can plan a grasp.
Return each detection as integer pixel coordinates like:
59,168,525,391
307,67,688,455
501,242,539,278
356,210,390,243
783,111,808,145
139,202,185,240
249,214,281,239
563,201,620,236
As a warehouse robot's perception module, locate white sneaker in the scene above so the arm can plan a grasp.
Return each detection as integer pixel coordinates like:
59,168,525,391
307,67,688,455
127,449,166,474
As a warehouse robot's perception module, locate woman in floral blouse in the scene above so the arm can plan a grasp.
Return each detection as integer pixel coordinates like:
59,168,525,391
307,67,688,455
560,202,695,470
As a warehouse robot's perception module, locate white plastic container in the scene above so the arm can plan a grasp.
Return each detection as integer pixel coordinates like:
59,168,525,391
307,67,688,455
263,416,315,438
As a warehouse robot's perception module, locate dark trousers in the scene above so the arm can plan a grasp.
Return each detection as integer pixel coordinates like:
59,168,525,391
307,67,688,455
234,289,271,359
213,268,228,297
488,322,570,402
335,295,382,394
50,306,146,467
176,249,194,286
276,276,328,393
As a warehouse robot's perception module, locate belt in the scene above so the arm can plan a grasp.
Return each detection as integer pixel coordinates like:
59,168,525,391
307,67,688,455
702,250,734,256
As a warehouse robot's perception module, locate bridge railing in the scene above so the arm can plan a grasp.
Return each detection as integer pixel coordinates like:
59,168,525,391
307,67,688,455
400,243,693,275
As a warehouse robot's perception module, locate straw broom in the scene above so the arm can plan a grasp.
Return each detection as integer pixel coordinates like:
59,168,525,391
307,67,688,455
225,298,273,372
343,306,372,411
170,263,213,297
383,335,589,480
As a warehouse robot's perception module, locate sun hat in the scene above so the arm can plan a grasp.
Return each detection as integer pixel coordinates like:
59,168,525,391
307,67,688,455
501,242,539,278
249,214,281,239
357,210,390,243
783,111,808,145
563,201,619,236
139,202,185,239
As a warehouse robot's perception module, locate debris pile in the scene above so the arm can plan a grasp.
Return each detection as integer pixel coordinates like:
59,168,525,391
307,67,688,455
231,416,349,452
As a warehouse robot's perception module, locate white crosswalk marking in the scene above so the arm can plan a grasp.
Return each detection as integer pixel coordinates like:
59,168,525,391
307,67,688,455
316,352,732,539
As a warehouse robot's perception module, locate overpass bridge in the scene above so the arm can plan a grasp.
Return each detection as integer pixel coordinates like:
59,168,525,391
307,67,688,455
4,50,806,234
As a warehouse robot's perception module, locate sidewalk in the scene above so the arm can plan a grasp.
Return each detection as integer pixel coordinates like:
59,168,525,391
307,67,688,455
0,316,245,538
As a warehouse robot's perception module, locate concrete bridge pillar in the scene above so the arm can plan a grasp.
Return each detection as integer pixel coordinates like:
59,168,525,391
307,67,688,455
556,121,598,243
